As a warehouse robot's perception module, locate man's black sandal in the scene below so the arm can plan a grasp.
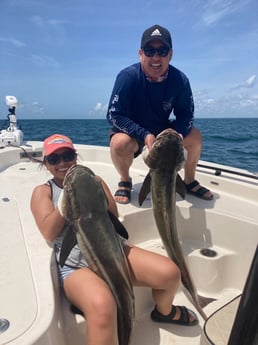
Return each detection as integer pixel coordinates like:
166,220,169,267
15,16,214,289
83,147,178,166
114,181,132,204
151,305,199,326
184,180,213,200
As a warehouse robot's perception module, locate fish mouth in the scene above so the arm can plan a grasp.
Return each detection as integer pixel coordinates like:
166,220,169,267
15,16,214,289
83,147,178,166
145,129,185,170
156,128,182,140
65,164,81,177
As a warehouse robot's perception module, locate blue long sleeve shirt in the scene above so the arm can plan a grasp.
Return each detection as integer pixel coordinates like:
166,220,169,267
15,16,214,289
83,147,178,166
107,63,194,141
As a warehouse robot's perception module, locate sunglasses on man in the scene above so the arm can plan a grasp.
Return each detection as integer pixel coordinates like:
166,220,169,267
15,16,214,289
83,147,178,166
143,45,170,57
44,150,77,165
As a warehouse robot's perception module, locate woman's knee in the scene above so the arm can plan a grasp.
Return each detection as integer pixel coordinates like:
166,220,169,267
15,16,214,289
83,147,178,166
86,290,117,326
64,270,117,327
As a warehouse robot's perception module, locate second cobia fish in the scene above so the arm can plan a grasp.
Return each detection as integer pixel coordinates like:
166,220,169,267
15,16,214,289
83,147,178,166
139,129,207,320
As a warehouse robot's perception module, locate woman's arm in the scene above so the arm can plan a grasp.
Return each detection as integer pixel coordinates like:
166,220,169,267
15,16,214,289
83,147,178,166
30,184,66,242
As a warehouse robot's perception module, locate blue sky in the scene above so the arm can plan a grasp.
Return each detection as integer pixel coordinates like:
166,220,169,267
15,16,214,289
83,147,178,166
0,0,257,119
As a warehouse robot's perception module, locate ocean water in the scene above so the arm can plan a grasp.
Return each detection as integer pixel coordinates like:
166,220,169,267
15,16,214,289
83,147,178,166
1,117,258,173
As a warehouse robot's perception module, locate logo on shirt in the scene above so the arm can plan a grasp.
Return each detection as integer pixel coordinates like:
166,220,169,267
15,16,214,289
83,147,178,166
163,97,174,112
112,94,119,104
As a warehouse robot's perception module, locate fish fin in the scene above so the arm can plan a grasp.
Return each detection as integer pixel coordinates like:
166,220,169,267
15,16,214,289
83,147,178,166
197,294,217,308
59,225,77,267
138,172,151,206
176,174,186,199
108,210,129,239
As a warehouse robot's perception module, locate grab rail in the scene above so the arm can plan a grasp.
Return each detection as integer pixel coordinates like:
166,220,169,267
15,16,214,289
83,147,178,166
197,163,258,180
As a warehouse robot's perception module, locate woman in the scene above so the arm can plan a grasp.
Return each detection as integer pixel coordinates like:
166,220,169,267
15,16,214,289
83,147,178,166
31,133,198,345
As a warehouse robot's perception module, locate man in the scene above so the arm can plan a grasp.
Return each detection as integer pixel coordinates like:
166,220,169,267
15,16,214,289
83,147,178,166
107,24,213,204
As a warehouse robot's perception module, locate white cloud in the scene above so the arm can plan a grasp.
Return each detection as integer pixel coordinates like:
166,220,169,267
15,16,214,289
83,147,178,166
0,37,26,48
94,102,107,113
94,102,103,111
31,101,45,114
231,75,256,90
31,54,60,68
194,87,258,117
87,102,108,118
31,15,68,29
245,75,256,87
201,0,251,26
30,15,67,45
14,100,45,117
31,15,45,28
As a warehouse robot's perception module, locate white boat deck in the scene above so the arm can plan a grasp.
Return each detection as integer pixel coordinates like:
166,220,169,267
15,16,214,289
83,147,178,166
0,142,257,345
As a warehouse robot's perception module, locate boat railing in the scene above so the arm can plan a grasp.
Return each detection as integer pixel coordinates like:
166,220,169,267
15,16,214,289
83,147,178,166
197,163,258,181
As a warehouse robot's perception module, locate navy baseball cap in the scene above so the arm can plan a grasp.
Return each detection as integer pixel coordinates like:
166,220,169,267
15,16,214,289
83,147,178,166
141,24,172,49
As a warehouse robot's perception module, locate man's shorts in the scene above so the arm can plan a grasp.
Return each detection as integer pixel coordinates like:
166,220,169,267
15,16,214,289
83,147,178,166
109,128,144,158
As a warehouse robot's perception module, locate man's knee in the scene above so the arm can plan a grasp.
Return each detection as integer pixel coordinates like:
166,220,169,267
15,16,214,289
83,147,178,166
110,133,138,155
183,127,202,148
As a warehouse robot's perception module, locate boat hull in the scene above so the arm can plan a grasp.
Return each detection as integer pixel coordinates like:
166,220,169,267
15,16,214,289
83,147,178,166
0,142,257,345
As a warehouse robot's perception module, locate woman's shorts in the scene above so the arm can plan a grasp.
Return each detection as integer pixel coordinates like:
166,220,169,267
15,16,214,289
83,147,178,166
56,237,128,285
55,245,89,285
57,264,87,282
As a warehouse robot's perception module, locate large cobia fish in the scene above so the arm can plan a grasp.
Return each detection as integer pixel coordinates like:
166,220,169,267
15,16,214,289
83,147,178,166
138,128,207,320
59,164,135,345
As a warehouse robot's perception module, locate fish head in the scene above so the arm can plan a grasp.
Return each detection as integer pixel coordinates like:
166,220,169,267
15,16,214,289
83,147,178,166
143,129,185,172
62,164,108,220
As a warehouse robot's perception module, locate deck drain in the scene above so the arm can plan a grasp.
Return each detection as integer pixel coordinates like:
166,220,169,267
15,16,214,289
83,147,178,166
0,318,10,333
1,197,10,202
200,248,217,257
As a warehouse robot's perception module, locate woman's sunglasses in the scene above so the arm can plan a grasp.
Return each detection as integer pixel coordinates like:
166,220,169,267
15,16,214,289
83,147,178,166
143,46,170,57
45,150,77,165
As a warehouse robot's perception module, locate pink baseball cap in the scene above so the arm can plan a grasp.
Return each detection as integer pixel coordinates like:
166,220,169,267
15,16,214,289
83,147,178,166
43,134,75,156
